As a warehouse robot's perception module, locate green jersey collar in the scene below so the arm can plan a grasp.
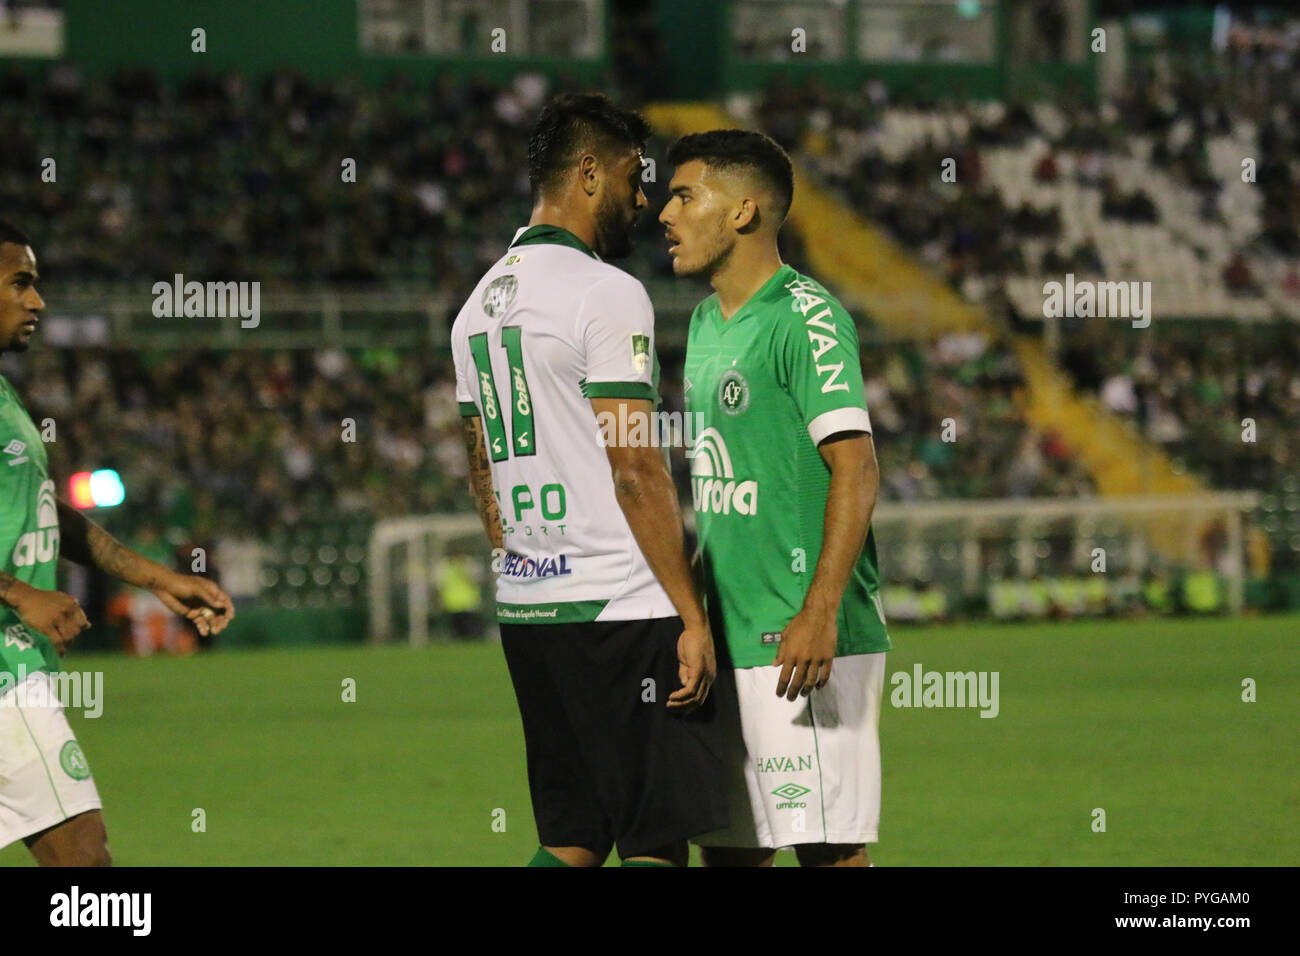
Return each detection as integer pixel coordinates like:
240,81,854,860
510,224,599,260
709,263,796,323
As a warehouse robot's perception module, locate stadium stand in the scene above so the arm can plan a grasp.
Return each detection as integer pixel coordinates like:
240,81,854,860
2,28,1295,617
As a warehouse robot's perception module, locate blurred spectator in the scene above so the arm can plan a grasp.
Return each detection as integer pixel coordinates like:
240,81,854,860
1222,252,1260,295
1033,149,1060,184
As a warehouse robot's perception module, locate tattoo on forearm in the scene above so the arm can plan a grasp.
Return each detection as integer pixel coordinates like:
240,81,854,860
462,416,503,548
59,497,166,588
88,523,162,587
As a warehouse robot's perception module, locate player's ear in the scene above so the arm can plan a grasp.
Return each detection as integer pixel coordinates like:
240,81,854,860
733,197,759,232
579,153,599,196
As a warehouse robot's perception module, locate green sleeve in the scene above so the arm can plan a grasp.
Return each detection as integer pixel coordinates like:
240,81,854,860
777,296,872,444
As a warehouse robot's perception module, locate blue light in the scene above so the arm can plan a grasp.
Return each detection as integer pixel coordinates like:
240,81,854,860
89,469,125,508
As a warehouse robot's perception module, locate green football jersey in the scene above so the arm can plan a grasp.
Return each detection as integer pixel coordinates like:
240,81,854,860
0,373,60,686
684,264,891,669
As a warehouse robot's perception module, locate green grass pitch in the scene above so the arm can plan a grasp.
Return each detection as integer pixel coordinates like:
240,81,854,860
3,615,1296,866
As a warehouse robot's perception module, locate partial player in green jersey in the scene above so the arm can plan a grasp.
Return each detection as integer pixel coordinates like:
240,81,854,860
0,221,235,866
662,132,890,867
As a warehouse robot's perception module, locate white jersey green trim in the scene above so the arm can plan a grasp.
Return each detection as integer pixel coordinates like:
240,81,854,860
452,225,676,624
496,599,610,623
580,380,657,401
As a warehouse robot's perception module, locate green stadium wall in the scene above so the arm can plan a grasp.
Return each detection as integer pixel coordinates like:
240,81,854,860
62,0,607,83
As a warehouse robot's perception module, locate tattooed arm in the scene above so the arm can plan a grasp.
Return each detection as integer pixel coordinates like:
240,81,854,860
57,498,235,636
57,498,174,588
461,415,504,552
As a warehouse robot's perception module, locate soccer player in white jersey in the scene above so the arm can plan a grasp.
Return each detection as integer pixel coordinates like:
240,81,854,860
0,220,234,865
451,95,728,867
661,131,892,867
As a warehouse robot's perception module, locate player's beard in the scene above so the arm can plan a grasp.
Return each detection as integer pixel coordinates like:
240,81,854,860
2,331,29,353
677,229,734,280
594,192,635,260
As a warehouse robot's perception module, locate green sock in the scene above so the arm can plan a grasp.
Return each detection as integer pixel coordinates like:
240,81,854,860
527,846,572,867
620,858,676,867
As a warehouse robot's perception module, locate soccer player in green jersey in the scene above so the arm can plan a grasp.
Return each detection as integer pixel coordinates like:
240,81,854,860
0,221,234,865
660,132,892,867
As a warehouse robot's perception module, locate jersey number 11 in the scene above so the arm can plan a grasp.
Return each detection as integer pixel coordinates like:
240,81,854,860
468,328,535,462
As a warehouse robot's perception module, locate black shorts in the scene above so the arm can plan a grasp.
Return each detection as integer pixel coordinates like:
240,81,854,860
500,615,730,860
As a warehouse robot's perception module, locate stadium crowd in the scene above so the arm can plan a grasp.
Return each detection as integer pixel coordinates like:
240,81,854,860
761,21,1299,295
0,64,1096,539
750,23,1299,516
1,330,1087,551
0,64,719,291
1059,321,1300,497
0,346,469,538
4,41,1294,602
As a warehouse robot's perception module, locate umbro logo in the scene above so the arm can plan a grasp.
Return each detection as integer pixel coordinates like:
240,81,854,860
772,783,811,801
4,439,27,466
771,782,811,809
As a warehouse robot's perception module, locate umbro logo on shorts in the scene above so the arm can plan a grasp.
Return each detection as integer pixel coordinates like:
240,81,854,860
772,783,811,809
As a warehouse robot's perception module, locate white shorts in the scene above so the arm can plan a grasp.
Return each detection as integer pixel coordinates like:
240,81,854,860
695,652,886,849
0,671,102,849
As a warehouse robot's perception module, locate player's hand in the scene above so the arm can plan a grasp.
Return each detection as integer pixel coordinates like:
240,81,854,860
667,620,716,713
152,573,235,637
12,584,91,656
774,608,837,701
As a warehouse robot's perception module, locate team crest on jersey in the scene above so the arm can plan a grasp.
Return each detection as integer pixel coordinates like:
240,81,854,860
60,741,91,780
482,275,518,318
718,369,749,415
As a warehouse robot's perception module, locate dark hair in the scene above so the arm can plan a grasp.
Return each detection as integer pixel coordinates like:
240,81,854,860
527,93,651,198
0,220,30,247
667,129,794,222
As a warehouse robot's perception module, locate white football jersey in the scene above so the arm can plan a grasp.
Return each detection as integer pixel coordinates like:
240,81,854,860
452,224,675,624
